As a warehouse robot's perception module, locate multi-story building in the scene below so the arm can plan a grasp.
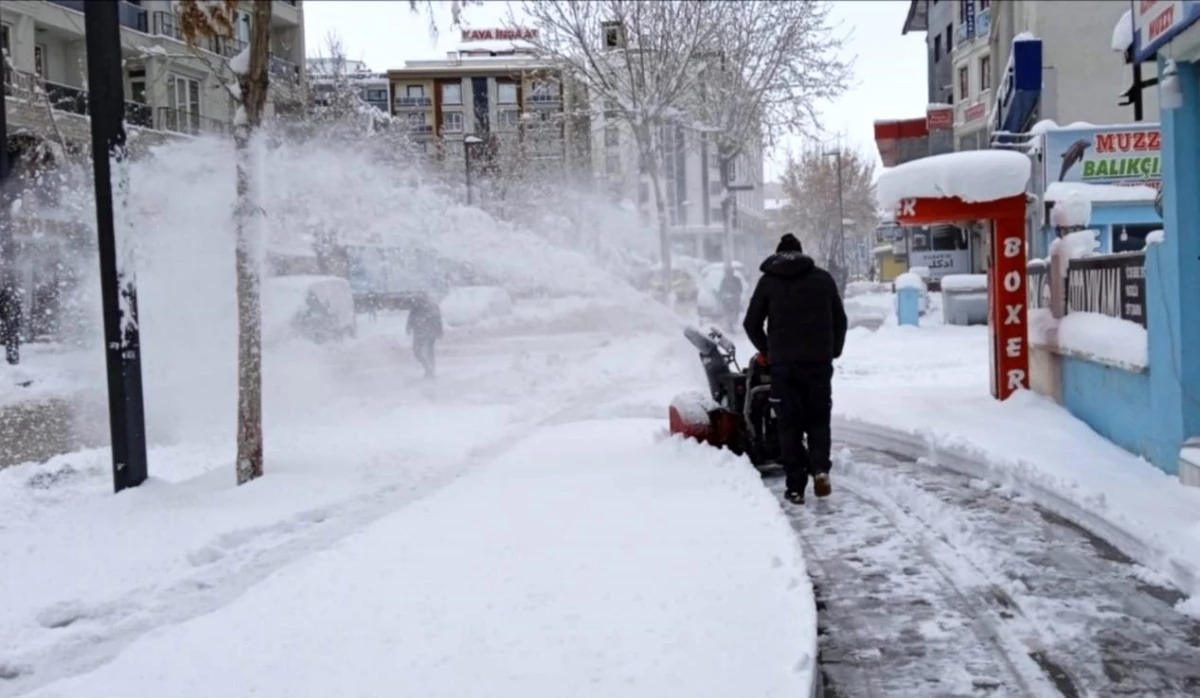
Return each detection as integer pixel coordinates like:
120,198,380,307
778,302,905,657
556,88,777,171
387,30,589,184
951,0,993,150
307,57,388,113
904,0,956,107
2,0,306,145
989,0,1157,138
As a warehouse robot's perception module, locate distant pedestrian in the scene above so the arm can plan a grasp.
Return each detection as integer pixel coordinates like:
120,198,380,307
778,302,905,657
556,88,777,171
406,294,443,378
718,268,743,334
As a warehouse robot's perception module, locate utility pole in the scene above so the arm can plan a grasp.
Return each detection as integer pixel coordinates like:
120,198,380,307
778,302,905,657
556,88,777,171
825,149,848,293
85,2,149,493
0,66,19,365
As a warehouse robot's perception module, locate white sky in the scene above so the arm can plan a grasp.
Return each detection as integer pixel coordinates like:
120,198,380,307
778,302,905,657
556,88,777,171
302,0,929,181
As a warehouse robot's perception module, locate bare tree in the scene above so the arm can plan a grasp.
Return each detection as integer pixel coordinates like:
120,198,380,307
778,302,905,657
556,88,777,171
179,0,271,485
689,0,850,272
779,146,877,273
518,0,726,300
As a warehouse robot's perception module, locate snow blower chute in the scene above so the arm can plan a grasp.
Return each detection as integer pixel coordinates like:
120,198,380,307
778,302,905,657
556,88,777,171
669,326,781,469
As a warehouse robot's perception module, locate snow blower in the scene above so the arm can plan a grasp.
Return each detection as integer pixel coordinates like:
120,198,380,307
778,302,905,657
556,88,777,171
669,326,781,469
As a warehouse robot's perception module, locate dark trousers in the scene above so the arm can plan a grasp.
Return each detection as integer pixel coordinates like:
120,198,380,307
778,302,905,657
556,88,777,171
769,361,834,491
413,336,436,377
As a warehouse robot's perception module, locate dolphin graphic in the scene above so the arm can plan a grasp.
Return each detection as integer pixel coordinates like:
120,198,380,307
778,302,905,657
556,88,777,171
1058,138,1092,181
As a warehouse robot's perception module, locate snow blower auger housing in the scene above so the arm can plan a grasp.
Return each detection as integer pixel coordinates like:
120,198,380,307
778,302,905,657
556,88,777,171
669,326,781,469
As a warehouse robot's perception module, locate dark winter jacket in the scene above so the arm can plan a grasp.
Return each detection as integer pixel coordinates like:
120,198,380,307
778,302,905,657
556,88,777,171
743,251,848,364
407,299,444,341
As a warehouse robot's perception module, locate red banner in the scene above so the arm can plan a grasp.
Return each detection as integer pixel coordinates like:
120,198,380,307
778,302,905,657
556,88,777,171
989,215,1030,400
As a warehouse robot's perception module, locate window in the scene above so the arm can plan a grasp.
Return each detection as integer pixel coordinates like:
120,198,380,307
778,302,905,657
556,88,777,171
497,82,518,104
166,73,201,133
406,84,425,97
441,82,462,105
726,159,738,183
604,124,619,147
529,81,557,102
497,109,520,130
442,111,463,132
34,44,45,79
602,21,623,49
979,55,991,91
979,0,990,9
959,1,967,22
129,68,147,104
407,112,426,130
235,11,251,43
709,180,723,196
945,25,951,54
958,65,969,100
934,35,941,62
366,89,387,102
1,23,9,57
1113,224,1159,253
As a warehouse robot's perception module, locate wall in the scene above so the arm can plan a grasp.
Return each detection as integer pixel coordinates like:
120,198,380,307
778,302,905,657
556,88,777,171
927,0,956,105
1060,355,1154,460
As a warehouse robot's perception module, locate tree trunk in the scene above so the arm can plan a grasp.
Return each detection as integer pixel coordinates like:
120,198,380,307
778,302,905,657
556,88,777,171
235,0,272,486
636,125,672,303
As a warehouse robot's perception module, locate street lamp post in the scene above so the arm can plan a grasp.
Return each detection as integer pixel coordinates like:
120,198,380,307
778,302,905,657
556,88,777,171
85,2,149,493
823,150,847,293
463,134,482,205
0,66,19,365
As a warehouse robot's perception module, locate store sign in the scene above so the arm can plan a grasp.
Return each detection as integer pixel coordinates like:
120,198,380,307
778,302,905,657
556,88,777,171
927,106,954,130
992,37,1042,135
965,102,987,122
1043,124,1162,187
988,223,1029,400
460,27,538,42
964,0,976,40
1132,1,1200,61
910,250,971,277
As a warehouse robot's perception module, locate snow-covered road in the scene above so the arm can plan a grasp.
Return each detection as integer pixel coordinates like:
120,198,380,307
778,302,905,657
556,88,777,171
781,444,1200,698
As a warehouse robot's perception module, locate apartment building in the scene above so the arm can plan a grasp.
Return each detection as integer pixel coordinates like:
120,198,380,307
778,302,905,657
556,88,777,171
951,0,993,150
308,57,388,113
2,0,305,145
989,0,1156,135
387,30,588,183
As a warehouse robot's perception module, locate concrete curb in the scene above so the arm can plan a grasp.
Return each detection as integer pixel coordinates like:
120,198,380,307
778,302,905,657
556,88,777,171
832,416,1200,601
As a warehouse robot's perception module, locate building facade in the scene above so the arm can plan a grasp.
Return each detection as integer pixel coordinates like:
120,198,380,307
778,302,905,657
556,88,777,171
308,58,388,113
2,0,306,144
387,33,589,186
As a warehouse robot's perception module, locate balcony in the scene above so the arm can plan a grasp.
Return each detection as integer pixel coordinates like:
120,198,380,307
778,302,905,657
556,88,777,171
156,107,229,136
269,55,299,82
954,8,990,48
408,124,434,135
48,1,149,33
393,96,432,109
527,93,562,107
5,71,153,128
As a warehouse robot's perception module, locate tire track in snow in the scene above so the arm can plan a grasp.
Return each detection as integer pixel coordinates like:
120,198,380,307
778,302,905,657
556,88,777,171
776,444,1200,697
0,333,674,698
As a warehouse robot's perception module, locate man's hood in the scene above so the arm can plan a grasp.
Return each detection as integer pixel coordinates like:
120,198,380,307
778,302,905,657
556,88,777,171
760,251,815,278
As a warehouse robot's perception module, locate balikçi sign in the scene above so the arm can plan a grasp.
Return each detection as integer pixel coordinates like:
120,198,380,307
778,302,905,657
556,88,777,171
460,27,538,42
1043,124,1162,188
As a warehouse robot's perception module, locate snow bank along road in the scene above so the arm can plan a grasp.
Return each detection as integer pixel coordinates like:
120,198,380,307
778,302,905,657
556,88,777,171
0,306,816,698
777,443,1200,698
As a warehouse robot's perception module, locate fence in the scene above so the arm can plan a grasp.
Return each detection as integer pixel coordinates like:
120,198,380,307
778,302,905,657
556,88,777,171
1066,252,1147,327
1027,259,1049,310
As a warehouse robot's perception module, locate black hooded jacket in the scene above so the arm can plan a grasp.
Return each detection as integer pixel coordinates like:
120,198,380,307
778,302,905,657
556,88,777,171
743,252,848,364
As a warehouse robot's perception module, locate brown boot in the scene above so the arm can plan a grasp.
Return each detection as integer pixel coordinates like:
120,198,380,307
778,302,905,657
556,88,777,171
813,472,832,498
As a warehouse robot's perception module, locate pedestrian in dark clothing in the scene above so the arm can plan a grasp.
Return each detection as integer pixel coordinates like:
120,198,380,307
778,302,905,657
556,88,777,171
718,269,743,334
743,233,848,505
406,294,443,378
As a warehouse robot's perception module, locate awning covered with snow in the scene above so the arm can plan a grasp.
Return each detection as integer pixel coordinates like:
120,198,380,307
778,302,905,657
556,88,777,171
876,150,1032,210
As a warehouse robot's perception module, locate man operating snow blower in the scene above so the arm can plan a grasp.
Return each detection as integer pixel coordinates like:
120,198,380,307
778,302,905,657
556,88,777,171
743,233,847,505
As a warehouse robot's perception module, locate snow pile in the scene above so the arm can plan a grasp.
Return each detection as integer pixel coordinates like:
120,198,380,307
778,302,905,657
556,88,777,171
1045,181,1158,204
1050,228,1100,260
940,274,988,292
1112,9,1134,53
846,281,891,297
1057,312,1148,370
876,150,1032,209
1029,119,1061,136
1146,229,1165,246
1049,189,1093,228
440,285,514,327
894,271,925,291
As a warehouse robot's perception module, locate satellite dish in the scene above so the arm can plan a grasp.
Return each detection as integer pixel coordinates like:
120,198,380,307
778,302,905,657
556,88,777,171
1155,188,1164,218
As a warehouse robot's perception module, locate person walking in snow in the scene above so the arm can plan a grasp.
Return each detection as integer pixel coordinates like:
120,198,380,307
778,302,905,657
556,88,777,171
406,293,443,379
718,268,743,334
743,233,848,505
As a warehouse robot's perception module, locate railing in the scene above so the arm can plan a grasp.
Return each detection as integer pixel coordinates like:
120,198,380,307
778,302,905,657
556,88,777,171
49,1,148,32
156,107,229,136
394,96,432,108
269,55,299,81
408,124,434,134
528,93,561,105
1066,252,1147,327
6,71,152,128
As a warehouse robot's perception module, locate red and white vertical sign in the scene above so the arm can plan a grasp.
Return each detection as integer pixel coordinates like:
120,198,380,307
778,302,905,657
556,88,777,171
990,216,1030,400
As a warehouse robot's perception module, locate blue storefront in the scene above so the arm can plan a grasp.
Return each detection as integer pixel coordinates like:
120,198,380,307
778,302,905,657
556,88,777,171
1122,0,1200,477
1039,124,1162,257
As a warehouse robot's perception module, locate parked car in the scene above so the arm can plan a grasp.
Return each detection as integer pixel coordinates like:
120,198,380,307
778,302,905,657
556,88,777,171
263,275,357,344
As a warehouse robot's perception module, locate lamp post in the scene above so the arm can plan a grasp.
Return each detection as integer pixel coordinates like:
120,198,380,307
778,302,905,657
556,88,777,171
85,1,149,493
463,134,482,205
823,149,847,293
0,64,18,365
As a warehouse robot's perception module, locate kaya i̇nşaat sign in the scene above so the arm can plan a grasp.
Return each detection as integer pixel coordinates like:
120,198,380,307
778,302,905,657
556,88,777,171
1043,124,1162,189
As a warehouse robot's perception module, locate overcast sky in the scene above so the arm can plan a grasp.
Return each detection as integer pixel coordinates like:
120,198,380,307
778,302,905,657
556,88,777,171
303,0,928,181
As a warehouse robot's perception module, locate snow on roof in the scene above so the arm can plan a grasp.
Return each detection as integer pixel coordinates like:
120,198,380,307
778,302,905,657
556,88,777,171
1112,9,1134,53
1029,119,1060,136
457,39,537,54
1014,31,1038,42
876,150,1032,209
1044,181,1158,204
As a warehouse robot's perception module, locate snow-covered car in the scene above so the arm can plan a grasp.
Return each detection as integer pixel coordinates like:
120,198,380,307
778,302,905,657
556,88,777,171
697,262,748,321
263,275,357,344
